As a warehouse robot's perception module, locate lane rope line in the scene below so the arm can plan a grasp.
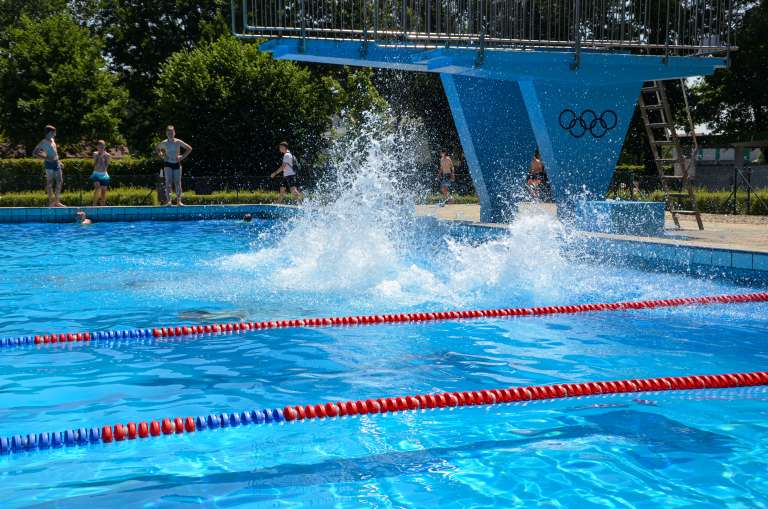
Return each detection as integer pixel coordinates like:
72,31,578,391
1,371,766,455
2,292,767,351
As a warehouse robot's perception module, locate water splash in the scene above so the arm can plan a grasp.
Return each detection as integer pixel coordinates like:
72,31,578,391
211,111,744,314
221,113,422,296
215,112,578,310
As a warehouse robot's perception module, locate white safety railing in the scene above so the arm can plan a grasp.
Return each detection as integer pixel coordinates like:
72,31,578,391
231,0,733,59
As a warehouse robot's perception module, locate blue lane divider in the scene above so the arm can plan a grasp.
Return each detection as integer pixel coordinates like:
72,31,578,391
0,407,286,456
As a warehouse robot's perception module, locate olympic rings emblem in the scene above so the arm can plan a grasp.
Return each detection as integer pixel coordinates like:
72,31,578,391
558,109,618,139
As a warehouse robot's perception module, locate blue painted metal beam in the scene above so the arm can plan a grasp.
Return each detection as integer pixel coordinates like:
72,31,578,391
256,37,724,223
519,79,642,207
441,75,537,222
260,38,726,84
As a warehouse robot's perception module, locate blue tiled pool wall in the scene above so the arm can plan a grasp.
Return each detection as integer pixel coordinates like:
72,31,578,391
445,222,768,284
569,200,665,237
0,204,298,223
576,236,768,285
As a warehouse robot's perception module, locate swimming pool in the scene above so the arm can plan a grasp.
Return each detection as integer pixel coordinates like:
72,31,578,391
1,213,767,508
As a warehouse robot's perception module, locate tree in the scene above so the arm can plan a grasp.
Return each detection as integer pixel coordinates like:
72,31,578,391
98,0,229,82
96,0,230,150
0,0,68,34
153,36,382,179
692,0,768,138
0,14,127,152
373,70,462,157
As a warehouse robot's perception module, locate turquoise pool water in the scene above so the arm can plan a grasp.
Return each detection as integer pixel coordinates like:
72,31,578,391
0,218,767,508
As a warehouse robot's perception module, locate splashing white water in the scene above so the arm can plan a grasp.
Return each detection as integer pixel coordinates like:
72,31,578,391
215,112,583,309
204,110,739,314
221,114,421,295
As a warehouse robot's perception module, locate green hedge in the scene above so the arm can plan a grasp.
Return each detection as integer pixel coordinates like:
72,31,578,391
422,194,479,205
1,186,766,215
0,187,478,207
615,164,645,174
0,187,286,207
0,158,160,192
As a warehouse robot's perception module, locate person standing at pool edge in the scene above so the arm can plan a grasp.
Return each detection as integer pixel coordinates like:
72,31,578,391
437,150,455,205
527,149,549,201
156,126,192,206
91,140,111,206
32,125,65,207
270,141,302,202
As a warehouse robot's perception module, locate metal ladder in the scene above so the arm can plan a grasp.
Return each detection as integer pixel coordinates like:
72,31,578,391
638,80,704,230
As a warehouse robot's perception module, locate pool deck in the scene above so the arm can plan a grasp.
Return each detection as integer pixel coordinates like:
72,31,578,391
416,203,768,254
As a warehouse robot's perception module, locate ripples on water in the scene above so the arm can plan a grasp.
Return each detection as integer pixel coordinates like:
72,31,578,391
0,113,767,508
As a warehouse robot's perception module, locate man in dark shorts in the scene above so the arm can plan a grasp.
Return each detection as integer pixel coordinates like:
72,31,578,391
156,125,192,206
270,141,302,202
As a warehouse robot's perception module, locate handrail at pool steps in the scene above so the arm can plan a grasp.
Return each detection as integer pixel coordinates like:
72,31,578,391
1,371,766,456
1,292,767,351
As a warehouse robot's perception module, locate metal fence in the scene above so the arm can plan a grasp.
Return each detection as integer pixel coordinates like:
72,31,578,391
231,0,732,57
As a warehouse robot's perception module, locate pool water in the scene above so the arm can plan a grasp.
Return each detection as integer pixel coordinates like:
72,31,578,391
1,217,767,508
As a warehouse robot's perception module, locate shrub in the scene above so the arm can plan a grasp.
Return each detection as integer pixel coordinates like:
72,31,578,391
154,36,343,176
0,187,286,207
608,188,768,215
0,14,127,149
0,158,163,192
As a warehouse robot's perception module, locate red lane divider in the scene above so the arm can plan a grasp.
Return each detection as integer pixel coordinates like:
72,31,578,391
3,292,768,350
2,371,767,455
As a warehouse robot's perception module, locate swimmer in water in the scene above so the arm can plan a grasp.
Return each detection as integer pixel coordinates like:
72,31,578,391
32,125,65,208
76,211,92,225
243,213,253,222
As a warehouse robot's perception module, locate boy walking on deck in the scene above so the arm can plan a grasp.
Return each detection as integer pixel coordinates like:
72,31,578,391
270,141,302,202
32,125,65,207
156,125,192,206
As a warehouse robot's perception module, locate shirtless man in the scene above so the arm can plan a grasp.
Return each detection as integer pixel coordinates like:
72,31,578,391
527,150,546,201
156,125,192,206
437,150,455,205
32,125,65,207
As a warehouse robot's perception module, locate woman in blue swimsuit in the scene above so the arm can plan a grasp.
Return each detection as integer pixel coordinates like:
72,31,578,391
90,140,111,206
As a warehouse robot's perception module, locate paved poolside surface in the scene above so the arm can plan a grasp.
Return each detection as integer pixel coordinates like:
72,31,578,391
416,203,768,254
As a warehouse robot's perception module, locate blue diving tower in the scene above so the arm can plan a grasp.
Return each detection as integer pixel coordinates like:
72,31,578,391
231,0,732,225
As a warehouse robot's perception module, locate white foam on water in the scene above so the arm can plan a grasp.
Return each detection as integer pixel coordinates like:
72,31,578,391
195,111,741,313
220,114,418,297
213,112,586,309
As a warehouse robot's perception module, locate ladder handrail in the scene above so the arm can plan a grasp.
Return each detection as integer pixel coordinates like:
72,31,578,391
638,80,703,230
679,78,699,181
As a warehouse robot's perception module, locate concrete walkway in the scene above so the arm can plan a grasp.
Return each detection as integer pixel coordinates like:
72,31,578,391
416,203,768,254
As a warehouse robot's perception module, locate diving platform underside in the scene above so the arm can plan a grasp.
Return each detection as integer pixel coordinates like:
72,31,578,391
260,38,725,224
260,38,725,83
